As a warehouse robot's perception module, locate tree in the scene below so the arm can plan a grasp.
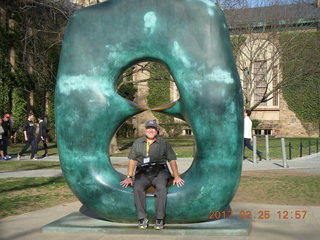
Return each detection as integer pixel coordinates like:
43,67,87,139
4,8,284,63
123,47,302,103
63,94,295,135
11,88,27,142
0,22,16,117
216,0,316,9
216,0,249,9
7,0,74,90
117,62,174,104
0,0,76,141
225,0,320,111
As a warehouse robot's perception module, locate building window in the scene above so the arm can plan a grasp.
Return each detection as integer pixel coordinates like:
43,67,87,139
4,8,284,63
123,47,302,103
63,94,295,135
185,129,193,136
253,61,267,106
254,129,272,135
254,129,262,135
264,129,272,135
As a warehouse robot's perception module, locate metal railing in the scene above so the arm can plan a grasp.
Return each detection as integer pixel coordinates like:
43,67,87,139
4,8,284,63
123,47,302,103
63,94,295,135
288,139,319,160
251,136,319,168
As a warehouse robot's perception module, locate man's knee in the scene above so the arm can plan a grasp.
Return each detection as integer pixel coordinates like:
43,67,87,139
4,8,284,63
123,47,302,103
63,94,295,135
134,181,148,193
154,183,168,193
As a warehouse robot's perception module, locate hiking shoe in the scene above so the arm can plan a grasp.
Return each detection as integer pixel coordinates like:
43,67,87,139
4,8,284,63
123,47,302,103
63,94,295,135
154,219,164,230
42,154,48,158
5,155,11,159
138,218,148,229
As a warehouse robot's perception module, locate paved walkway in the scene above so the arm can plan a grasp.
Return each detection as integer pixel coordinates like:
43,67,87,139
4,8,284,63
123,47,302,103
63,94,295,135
0,153,319,240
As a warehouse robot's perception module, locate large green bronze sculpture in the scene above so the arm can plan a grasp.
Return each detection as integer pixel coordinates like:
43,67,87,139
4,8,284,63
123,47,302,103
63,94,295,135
55,0,243,223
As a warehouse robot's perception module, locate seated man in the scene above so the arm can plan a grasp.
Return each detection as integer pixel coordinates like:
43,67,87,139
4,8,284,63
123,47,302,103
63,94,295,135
120,120,184,230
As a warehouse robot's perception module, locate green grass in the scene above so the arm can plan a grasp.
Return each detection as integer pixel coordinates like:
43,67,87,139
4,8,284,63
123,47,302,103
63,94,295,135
0,161,61,171
255,137,319,160
167,137,196,157
0,177,76,219
235,172,320,205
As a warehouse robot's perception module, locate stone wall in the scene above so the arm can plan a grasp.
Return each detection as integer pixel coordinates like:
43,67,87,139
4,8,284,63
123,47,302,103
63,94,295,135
277,94,318,137
252,93,319,137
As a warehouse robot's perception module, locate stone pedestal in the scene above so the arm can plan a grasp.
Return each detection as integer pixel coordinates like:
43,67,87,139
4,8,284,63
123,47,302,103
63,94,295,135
42,211,251,236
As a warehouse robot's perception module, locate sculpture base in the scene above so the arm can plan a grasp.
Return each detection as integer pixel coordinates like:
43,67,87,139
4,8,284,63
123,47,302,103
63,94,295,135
42,212,251,236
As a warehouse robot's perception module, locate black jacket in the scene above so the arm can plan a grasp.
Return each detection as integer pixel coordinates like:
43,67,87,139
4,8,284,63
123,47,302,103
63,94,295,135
23,120,35,137
1,119,11,137
38,120,48,138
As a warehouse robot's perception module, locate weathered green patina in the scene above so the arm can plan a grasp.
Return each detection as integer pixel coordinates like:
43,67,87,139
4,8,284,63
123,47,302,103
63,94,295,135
55,0,243,223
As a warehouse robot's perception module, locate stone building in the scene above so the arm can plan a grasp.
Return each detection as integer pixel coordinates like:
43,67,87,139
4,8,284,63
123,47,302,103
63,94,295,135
225,1,320,137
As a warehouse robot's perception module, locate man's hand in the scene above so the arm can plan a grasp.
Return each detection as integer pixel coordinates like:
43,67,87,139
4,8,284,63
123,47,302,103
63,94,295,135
120,178,133,188
24,136,28,142
120,159,136,188
173,176,184,187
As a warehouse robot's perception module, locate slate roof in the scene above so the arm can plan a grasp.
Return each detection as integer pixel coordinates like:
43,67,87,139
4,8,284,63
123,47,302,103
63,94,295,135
224,3,320,31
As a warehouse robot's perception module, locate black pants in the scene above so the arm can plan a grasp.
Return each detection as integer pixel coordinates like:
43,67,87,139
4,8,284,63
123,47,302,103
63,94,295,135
36,136,48,155
2,136,9,156
134,169,171,220
244,138,262,156
20,136,37,158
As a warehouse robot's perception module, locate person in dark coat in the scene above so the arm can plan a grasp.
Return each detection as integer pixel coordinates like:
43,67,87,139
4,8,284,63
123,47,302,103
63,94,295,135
1,113,11,160
18,113,37,160
36,116,48,157
0,118,5,160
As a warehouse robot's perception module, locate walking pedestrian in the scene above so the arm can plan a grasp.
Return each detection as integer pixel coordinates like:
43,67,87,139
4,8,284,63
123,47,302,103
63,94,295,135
18,113,37,160
1,113,11,160
244,110,263,161
36,116,48,157
0,118,5,160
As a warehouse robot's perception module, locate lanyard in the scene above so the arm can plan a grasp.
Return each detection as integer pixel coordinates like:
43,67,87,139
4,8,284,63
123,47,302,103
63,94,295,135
146,139,155,157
